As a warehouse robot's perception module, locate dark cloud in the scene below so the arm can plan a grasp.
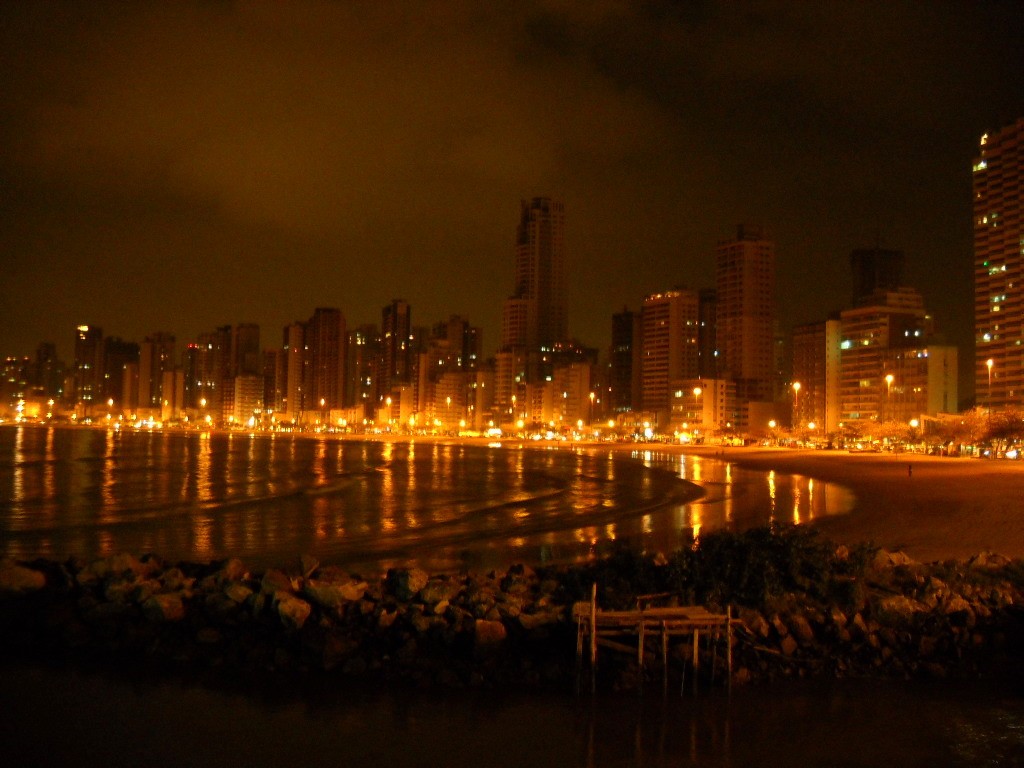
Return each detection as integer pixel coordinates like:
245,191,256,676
1,1,1022,399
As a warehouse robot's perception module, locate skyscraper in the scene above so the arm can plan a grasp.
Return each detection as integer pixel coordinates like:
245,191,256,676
839,287,932,422
282,322,305,419
72,325,103,408
346,324,380,414
609,308,640,413
974,118,1024,410
192,325,232,413
305,308,346,411
501,197,567,351
639,289,699,415
697,288,719,379
378,299,412,403
31,342,64,400
138,332,176,411
715,225,776,404
101,337,139,407
792,318,842,431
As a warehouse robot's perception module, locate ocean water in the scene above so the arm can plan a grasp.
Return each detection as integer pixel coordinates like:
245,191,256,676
0,662,1020,768
0,425,852,573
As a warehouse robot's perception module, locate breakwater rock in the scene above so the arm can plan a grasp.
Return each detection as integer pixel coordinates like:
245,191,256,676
731,548,1024,683
1,527,1022,690
0,554,576,689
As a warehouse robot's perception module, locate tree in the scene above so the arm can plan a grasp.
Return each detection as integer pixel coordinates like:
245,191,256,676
986,409,1024,452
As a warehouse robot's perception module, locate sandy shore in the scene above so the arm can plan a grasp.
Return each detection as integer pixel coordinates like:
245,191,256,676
645,445,1024,563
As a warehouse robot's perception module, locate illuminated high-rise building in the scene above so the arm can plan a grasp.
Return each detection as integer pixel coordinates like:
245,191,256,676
974,118,1024,410
31,342,64,400
608,308,640,414
138,332,176,411
282,322,305,420
1,356,30,407
191,326,231,413
639,289,699,416
697,288,719,379
101,337,139,409
346,324,380,414
715,226,776,407
305,308,346,411
839,287,933,422
377,299,412,403
501,197,567,350
262,348,286,415
73,325,103,409
415,315,482,421
792,318,842,431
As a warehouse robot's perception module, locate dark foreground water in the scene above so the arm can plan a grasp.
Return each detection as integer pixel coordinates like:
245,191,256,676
1,661,1021,768
0,425,852,573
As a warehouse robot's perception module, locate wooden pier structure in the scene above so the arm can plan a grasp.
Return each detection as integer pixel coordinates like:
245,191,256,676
574,584,741,694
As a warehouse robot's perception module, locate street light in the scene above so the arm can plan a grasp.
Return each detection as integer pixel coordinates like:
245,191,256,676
884,374,894,421
986,358,994,411
589,391,596,424
693,386,703,429
791,382,801,425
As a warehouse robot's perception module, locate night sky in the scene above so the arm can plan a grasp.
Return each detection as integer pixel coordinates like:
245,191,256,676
2,2,1022,397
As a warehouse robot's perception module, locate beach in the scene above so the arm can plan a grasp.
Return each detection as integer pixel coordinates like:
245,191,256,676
339,434,1024,564
661,445,1024,563
192,430,1024,564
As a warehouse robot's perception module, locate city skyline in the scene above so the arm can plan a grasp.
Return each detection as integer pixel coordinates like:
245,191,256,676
2,3,1023,400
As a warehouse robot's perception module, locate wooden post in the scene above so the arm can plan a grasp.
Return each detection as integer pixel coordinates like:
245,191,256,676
709,627,716,686
575,611,584,695
661,621,669,696
692,630,699,695
680,638,686,697
727,605,733,693
589,582,597,693
637,618,645,694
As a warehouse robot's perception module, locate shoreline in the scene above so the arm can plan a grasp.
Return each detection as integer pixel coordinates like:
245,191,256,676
659,445,1024,563
7,422,1022,564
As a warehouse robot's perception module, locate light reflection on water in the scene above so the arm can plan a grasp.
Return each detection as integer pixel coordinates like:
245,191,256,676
0,663,1020,768
0,426,853,574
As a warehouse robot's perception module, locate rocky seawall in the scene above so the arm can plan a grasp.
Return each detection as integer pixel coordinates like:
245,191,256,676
1,526,1022,691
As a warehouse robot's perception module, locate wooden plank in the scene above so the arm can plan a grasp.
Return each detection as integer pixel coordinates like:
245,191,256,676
574,592,739,695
